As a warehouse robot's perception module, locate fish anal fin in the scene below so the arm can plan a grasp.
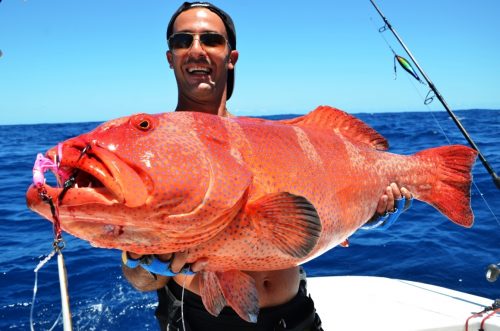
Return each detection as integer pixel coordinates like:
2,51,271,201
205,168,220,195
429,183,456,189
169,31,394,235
199,271,227,317
246,192,322,258
340,239,349,247
217,270,259,323
199,270,259,323
280,105,389,150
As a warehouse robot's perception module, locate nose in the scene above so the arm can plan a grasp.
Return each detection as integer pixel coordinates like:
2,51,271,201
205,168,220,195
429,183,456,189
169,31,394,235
187,36,207,57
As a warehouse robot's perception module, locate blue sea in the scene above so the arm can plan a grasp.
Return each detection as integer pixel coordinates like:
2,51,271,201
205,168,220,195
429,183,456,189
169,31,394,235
1,109,499,330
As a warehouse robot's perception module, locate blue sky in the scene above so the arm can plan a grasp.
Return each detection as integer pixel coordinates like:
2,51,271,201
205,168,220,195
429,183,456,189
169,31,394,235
1,0,499,124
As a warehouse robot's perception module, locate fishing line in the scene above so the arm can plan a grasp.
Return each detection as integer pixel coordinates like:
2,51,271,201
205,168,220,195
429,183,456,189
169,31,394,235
401,59,500,227
370,14,500,227
31,149,73,330
370,0,500,188
181,274,188,331
30,250,62,331
369,17,425,84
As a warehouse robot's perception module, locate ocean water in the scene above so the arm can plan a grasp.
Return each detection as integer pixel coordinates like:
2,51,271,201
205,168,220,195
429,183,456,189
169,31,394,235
1,109,499,330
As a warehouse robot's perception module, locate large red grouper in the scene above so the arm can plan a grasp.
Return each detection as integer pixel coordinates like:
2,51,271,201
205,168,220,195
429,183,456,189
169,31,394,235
26,106,477,322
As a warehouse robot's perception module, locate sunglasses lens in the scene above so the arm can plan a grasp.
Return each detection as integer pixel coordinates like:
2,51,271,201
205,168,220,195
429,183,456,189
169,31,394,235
169,33,227,51
199,33,227,48
169,33,194,50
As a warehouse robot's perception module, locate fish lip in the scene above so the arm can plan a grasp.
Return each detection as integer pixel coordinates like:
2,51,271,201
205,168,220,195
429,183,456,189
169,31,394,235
41,142,149,207
52,144,121,205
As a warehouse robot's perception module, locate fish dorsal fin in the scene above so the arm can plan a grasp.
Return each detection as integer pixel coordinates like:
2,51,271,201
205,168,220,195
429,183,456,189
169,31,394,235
280,105,389,150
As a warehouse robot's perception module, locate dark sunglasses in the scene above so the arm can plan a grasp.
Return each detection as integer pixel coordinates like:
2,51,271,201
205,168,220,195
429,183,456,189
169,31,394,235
168,32,228,51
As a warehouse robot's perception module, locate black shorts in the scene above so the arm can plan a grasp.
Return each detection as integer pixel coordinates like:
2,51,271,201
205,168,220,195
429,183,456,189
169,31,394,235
155,273,323,331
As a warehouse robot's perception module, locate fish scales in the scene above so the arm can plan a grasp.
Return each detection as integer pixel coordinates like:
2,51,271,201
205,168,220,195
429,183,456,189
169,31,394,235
185,115,392,269
26,106,477,322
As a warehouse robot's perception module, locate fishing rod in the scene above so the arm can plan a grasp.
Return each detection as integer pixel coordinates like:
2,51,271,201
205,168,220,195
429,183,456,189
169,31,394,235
370,0,500,190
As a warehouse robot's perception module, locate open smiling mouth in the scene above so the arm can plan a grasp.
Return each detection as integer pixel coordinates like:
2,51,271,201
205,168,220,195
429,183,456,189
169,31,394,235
27,141,149,209
186,66,212,75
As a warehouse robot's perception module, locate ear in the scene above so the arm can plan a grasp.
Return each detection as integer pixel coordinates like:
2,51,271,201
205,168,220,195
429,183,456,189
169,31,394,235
228,50,239,70
166,50,174,69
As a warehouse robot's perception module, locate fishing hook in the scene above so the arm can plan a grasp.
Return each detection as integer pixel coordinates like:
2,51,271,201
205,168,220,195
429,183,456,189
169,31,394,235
79,144,91,159
37,187,63,240
370,0,500,189
58,172,78,203
58,144,91,203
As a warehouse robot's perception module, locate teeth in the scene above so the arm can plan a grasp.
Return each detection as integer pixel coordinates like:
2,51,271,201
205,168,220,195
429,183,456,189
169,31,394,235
187,67,210,74
75,183,79,188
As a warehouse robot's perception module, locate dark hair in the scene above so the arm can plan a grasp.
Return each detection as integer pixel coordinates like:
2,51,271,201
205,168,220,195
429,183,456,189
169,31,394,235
167,2,236,100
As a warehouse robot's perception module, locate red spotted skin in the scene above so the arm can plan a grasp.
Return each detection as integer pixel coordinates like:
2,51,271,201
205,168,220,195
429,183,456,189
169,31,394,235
26,106,477,272
185,111,417,270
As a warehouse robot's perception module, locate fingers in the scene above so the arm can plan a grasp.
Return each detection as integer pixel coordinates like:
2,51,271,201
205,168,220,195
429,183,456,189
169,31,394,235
156,253,173,262
191,258,208,272
126,252,173,261
365,183,414,230
385,183,413,212
390,183,401,199
400,186,413,210
401,186,412,200
376,194,388,215
169,251,189,273
377,183,408,214
126,251,207,274
168,251,207,273
127,252,143,259
386,185,395,212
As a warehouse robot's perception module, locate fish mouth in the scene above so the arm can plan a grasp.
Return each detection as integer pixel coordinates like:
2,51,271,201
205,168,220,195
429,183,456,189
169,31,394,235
27,138,150,208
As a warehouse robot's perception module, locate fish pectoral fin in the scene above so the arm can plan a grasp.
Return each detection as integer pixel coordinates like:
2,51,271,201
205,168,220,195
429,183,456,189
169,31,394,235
199,270,259,323
246,192,322,258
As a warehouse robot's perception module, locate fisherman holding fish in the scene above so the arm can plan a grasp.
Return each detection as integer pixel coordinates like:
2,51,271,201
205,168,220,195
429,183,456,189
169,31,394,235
121,2,413,330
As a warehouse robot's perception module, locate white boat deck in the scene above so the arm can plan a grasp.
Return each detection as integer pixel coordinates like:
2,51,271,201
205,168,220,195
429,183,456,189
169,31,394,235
307,276,499,331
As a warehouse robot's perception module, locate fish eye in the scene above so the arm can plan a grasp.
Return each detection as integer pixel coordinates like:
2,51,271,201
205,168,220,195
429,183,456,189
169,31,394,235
139,120,150,130
131,114,156,131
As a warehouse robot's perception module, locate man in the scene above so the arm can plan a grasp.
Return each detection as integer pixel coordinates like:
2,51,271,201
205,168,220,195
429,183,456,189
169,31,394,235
122,2,412,330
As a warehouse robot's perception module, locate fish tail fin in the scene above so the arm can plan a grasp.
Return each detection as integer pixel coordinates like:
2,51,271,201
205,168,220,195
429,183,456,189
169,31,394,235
414,145,477,227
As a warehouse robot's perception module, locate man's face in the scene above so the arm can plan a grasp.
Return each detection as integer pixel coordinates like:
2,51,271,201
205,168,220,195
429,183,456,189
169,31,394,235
167,8,238,103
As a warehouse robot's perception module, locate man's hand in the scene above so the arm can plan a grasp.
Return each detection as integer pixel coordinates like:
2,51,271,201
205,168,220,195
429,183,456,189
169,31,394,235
122,251,208,291
363,182,413,230
127,252,208,274
375,183,412,215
